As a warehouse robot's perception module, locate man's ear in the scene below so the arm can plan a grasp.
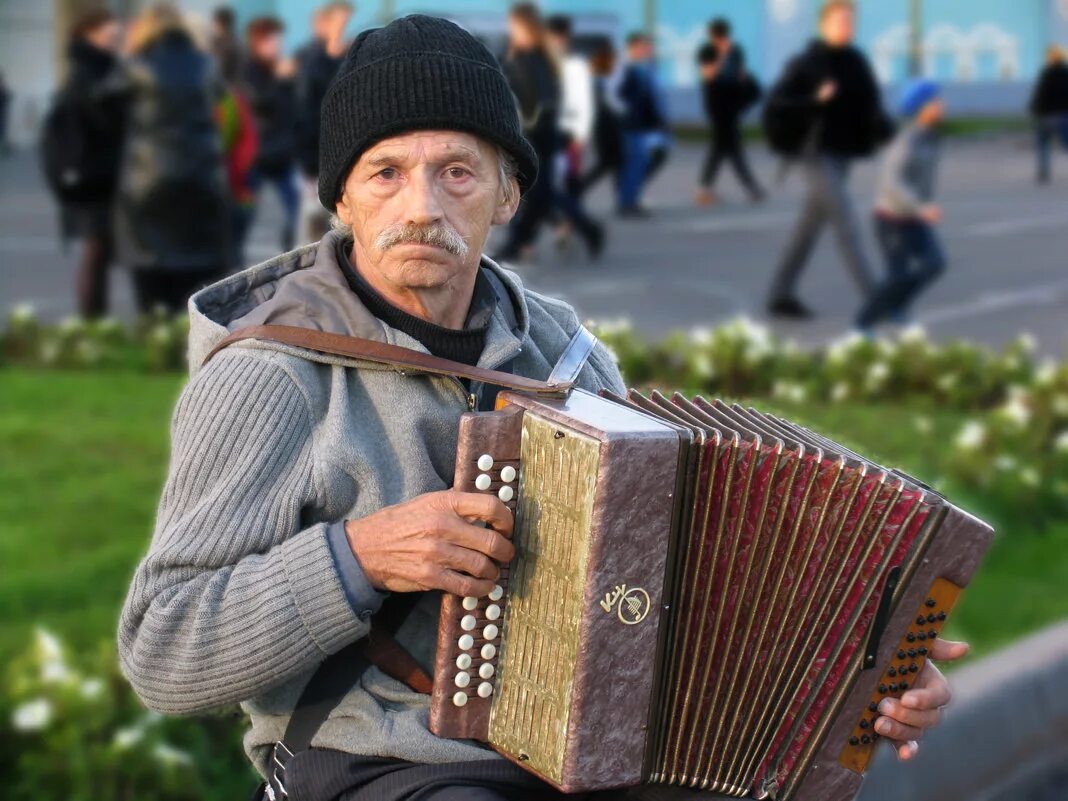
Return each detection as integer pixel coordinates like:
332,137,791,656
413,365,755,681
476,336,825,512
335,191,354,227
491,177,521,226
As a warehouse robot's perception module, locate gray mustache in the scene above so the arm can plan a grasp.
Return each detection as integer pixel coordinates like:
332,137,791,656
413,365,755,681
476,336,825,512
374,222,470,258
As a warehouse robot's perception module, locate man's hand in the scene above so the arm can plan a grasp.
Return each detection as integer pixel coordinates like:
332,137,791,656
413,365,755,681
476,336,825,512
345,491,515,597
816,80,837,103
919,204,943,225
874,638,969,760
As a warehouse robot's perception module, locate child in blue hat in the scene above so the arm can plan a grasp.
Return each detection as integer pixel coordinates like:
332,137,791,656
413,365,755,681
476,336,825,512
856,78,945,331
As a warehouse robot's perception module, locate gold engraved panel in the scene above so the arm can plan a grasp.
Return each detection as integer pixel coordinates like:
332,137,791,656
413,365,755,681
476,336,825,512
487,413,600,786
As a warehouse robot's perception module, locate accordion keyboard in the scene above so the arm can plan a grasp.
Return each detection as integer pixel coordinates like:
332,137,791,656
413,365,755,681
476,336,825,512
429,406,522,740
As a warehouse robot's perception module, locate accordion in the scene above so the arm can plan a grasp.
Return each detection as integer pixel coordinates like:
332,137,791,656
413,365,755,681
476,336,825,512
429,388,993,800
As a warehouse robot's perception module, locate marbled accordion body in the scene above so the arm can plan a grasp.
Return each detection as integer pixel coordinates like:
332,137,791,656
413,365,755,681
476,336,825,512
429,389,993,799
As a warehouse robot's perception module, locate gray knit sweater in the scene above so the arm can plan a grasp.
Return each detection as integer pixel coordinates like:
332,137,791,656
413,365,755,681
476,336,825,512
117,233,625,777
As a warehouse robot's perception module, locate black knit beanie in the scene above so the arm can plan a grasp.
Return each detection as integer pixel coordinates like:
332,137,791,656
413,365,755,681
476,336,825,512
318,14,538,211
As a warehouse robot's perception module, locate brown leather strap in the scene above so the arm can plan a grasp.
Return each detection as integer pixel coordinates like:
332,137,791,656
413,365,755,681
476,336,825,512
202,324,573,396
364,624,434,695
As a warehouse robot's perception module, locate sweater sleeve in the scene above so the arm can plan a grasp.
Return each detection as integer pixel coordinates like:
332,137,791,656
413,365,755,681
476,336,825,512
878,131,924,215
118,354,370,715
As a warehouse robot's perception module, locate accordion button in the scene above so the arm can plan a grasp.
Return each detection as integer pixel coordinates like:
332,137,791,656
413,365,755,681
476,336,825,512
501,465,517,483
462,596,478,611
456,653,472,670
861,735,871,745
481,643,496,660
478,455,494,472
916,616,926,625
478,682,493,698
878,684,888,693
475,474,492,491
897,650,907,660
849,737,860,746
497,485,514,502
452,692,468,707
479,663,495,680
938,611,947,621
928,629,938,639
458,634,474,650
486,604,502,621
489,584,504,601
926,598,937,607
461,615,477,631
887,667,897,677
918,647,928,656
455,672,471,688
484,624,499,640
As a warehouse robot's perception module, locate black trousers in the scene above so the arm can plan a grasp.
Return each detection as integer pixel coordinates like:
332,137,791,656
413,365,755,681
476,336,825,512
131,268,223,315
270,749,721,801
699,112,760,194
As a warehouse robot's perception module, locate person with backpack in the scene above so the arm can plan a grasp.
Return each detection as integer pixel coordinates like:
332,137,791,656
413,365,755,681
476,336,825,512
694,18,765,207
763,0,893,320
113,3,230,313
1029,45,1068,185
42,10,125,318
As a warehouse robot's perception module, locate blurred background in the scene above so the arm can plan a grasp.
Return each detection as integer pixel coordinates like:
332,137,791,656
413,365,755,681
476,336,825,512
1,1,1067,800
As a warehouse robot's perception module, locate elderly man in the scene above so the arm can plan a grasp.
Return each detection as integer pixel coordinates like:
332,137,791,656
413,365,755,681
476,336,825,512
118,16,964,801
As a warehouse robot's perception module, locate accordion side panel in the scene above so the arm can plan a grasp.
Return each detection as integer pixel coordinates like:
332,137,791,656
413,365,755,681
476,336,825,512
786,502,994,801
560,431,681,792
487,413,601,787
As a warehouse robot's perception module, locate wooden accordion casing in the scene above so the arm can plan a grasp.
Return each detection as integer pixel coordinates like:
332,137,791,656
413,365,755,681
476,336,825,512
429,389,994,799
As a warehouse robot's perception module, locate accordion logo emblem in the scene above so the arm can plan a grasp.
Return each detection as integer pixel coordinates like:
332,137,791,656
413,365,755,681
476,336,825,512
600,584,651,625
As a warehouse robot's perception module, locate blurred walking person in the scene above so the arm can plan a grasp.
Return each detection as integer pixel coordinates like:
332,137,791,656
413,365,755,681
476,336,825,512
210,7,243,86
296,2,353,242
764,1,892,320
497,3,601,262
618,32,669,217
0,71,11,156
1029,45,1068,185
857,80,946,333
115,4,230,314
244,16,301,251
40,10,124,318
694,18,764,206
579,42,624,196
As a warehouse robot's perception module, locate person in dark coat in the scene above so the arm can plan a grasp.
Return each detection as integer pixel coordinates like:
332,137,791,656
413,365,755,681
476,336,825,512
579,41,624,196
496,3,603,262
243,16,301,251
0,70,11,156
765,0,893,319
114,3,230,314
694,18,764,206
61,10,125,318
210,6,243,85
617,32,669,217
295,2,353,242
1029,45,1068,184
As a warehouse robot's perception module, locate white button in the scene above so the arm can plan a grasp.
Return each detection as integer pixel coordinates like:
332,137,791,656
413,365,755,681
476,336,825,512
479,663,495,680
481,643,496,660
462,596,478,611
456,653,472,670
458,634,474,650
478,682,493,698
453,691,468,707
455,672,471,688
475,474,492,491
477,454,494,471
485,604,501,621
501,465,517,483
497,485,514,502
488,584,504,602
483,624,499,640
461,615,477,631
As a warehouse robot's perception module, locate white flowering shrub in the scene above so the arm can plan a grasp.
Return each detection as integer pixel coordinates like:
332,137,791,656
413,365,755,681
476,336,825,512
1,629,253,801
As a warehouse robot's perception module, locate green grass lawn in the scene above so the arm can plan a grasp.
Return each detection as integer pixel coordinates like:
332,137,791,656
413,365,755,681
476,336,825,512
1,369,1065,663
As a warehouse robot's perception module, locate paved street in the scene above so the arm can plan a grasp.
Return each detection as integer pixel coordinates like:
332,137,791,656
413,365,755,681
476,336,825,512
2,133,1067,355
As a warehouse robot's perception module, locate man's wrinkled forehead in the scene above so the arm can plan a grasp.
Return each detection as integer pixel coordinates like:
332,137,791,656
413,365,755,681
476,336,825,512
356,131,493,170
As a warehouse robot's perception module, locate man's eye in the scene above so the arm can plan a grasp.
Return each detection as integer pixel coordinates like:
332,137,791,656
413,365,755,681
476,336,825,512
377,168,399,180
446,167,471,179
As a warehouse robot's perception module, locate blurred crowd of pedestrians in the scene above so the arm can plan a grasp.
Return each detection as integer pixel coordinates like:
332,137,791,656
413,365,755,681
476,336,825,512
32,0,1068,334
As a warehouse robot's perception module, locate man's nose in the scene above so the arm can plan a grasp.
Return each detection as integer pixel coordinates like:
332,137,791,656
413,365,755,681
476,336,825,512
402,168,444,226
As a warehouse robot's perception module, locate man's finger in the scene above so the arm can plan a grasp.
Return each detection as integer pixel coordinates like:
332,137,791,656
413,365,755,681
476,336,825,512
874,716,924,743
443,491,514,536
899,672,951,711
436,568,496,599
877,698,942,730
439,517,516,564
893,740,919,761
929,638,969,662
436,542,500,582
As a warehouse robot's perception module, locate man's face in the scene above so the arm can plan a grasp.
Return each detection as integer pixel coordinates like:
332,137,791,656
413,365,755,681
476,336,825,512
821,7,856,47
629,39,652,62
546,31,568,58
335,130,519,292
322,8,352,41
251,32,282,61
87,20,122,52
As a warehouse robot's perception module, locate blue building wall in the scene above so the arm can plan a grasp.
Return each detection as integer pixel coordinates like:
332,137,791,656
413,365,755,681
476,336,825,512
235,0,1067,120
